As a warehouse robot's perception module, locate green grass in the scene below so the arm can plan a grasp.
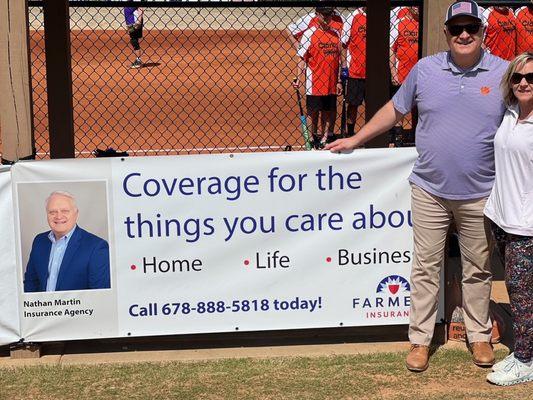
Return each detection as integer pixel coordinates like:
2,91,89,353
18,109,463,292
0,349,530,400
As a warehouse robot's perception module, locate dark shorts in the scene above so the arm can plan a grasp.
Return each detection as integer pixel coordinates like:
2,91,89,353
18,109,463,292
346,78,365,106
128,23,143,50
128,23,143,40
306,95,337,114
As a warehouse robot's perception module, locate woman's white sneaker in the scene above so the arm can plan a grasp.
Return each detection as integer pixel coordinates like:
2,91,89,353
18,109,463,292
492,353,515,372
487,358,533,386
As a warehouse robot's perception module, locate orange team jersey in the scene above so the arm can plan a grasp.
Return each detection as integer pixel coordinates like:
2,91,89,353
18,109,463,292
515,7,533,54
482,7,517,60
288,12,344,41
342,9,366,79
391,15,419,84
298,26,341,96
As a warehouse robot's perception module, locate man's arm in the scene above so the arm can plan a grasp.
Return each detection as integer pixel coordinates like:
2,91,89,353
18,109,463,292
293,59,306,88
23,239,41,292
24,255,40,292
88,239,110,290
325,100,405,152
390,48,399,86
293,29,312,88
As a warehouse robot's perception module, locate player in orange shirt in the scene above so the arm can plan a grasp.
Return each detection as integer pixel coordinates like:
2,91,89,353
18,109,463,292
389,7,419,147
515,3,533,55
482,6,517,60
342,7,366,137
390,7,419,86
293,7,342,149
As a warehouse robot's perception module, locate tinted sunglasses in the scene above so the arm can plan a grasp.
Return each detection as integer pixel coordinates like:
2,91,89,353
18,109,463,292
510,72,533,85
447,23,481,36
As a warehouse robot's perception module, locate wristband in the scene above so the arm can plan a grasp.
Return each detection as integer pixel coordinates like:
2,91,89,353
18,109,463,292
340,67,349,82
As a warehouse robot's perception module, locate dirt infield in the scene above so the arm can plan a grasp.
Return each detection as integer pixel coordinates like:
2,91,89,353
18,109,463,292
22,26,371,159
2,5,419,159
23,27,365,158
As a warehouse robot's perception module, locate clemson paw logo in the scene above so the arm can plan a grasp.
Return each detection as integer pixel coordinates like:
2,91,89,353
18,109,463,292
480,86,491,95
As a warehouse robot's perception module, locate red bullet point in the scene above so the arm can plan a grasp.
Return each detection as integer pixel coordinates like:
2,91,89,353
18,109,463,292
131,265,137,270
244,260,250,266
326,257,332,263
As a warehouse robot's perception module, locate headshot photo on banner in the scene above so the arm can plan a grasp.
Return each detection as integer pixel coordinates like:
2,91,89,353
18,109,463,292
16,181,112,293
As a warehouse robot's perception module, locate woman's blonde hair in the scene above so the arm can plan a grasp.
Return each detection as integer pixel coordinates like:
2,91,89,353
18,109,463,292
501,52,533,107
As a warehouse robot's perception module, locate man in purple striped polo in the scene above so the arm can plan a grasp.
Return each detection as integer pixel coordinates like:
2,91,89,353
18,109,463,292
327,0,508,372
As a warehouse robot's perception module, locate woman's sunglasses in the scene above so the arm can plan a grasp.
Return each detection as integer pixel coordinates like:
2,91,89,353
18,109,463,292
510,72,533,85
447,23,482,36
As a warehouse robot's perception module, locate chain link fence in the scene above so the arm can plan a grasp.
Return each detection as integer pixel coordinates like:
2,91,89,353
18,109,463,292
18,1,530,158
25,1,417,158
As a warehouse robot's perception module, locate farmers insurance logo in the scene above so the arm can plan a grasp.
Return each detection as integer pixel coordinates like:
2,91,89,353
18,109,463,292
352,275,411,320
377,275,410,295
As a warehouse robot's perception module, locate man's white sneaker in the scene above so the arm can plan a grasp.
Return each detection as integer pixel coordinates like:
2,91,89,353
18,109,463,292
492,353,515,372
486,358,533,386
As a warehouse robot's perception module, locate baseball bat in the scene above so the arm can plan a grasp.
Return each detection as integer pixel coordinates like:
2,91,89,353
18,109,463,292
340,79,347,138
293,78,312,150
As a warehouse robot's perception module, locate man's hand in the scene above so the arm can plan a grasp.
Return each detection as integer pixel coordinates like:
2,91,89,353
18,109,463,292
325,136,361,153
292,77,301,89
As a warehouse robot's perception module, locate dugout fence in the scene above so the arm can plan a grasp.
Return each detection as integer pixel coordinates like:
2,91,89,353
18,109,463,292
26,0,423,158
18,1,530,159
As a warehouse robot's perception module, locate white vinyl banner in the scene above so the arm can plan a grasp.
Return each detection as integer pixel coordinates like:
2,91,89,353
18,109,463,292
3,149,443,343
0,166,21,345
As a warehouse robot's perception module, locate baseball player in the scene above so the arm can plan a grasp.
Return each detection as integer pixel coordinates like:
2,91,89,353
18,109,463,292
124,6,144,69
293,6,343,149
482,6,517,61
389,7,419,147
515,2,533,55
288,6,344,49
341,7,366,137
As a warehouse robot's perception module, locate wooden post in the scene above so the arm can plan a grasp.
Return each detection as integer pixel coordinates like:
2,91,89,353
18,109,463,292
43,0,74,159
0,0,35,164
422,0,454,57
365,0,391,148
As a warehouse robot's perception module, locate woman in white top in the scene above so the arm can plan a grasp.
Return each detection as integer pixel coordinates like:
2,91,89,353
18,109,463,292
484,52,533,387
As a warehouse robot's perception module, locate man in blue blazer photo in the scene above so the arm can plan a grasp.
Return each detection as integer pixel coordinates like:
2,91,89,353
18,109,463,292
24,191,110,292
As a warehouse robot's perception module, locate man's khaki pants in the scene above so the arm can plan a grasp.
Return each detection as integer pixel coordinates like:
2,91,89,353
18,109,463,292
409,184,493,345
